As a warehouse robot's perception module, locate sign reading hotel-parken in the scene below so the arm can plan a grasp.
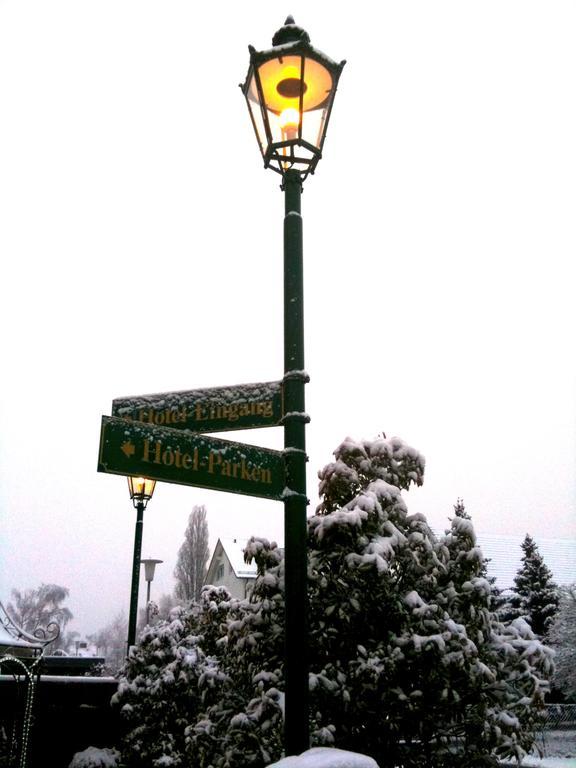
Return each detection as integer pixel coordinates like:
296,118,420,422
98,415,285,501
112,381,283,434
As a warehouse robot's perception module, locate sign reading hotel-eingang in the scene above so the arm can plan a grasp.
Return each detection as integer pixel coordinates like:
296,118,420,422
112,381,283,434
98,416,285,501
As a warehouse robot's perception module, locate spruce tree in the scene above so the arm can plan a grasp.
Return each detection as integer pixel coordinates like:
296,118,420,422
509,534,559,638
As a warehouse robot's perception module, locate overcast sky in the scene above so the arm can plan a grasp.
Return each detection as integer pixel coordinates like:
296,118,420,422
1,0,574,638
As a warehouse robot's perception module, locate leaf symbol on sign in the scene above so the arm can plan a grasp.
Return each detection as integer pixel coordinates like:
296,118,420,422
121,441,136,458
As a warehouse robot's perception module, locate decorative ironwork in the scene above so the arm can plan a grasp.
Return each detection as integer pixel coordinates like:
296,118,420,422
0,601,60,651
0,601,59,768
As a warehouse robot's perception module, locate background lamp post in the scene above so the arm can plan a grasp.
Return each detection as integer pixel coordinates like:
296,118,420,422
241,17,344,756
127,476,156,650
140,557,163,626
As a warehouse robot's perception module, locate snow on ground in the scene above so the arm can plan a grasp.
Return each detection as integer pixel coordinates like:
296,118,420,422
267,747,378,768
67,747,120,768
512,760,576,767
270,751,576,768
503,730,576,768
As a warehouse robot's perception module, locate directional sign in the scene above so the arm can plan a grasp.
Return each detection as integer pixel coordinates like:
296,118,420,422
98,416,285,501
112,381,283,434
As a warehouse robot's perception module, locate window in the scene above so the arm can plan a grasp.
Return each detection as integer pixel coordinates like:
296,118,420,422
216,563,224,580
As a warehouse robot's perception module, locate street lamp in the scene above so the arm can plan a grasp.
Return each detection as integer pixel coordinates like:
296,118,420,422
126,476,156,650
242,15,345,181
140,557,163,626
241,16,344,756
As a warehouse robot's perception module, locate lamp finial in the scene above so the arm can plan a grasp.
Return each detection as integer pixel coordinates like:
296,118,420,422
272,16,310,46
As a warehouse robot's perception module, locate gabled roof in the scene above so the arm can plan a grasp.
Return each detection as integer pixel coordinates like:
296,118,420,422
207,538,258,580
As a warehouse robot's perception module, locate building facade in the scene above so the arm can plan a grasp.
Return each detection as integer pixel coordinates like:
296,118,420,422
205,538,258,599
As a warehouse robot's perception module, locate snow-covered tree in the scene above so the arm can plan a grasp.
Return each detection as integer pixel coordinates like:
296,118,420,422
174,505,210,602
506,534,559,638
547,584,576,701
191,543,286,768
113,587,234,768
305,439,553,766
114,436,554,768
7,583,73,651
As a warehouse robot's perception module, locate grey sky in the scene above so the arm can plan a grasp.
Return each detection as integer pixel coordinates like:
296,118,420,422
1,0,574,637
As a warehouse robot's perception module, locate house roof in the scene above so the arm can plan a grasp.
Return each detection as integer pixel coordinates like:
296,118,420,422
210,538,258,579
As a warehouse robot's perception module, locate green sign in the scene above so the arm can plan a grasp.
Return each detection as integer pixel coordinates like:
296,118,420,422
98,416,285,501
112,381,283,434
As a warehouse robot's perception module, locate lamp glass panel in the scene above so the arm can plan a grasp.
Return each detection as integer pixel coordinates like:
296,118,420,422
246,71,267,154
301,104,330,150
142,478,156,498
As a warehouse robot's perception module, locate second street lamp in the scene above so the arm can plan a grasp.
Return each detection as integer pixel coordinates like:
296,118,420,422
241,16,344,756
141,557,163,626
126,476,156,651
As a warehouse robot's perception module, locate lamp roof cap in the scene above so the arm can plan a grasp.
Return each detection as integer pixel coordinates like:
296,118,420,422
272,16,311,47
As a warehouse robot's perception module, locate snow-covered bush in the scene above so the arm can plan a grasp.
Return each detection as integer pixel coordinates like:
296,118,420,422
112,588,233,767
113,435,554,768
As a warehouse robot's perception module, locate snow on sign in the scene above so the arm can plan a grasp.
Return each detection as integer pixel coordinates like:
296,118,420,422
97,416,285,501
111,381,283,434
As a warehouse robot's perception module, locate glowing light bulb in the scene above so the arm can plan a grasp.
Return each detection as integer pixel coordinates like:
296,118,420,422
279,107,300,132
279,107,300,139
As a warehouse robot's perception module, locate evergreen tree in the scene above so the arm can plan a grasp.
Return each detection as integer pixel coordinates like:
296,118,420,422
173,505,210,602
448,498,499,600
508,534,559,638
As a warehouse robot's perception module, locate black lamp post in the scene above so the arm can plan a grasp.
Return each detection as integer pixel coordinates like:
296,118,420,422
127,476,156,650
241,17,344,756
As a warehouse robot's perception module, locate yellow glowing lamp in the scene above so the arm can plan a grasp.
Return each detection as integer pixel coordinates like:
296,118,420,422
242,16,345,180
127,476,156,508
